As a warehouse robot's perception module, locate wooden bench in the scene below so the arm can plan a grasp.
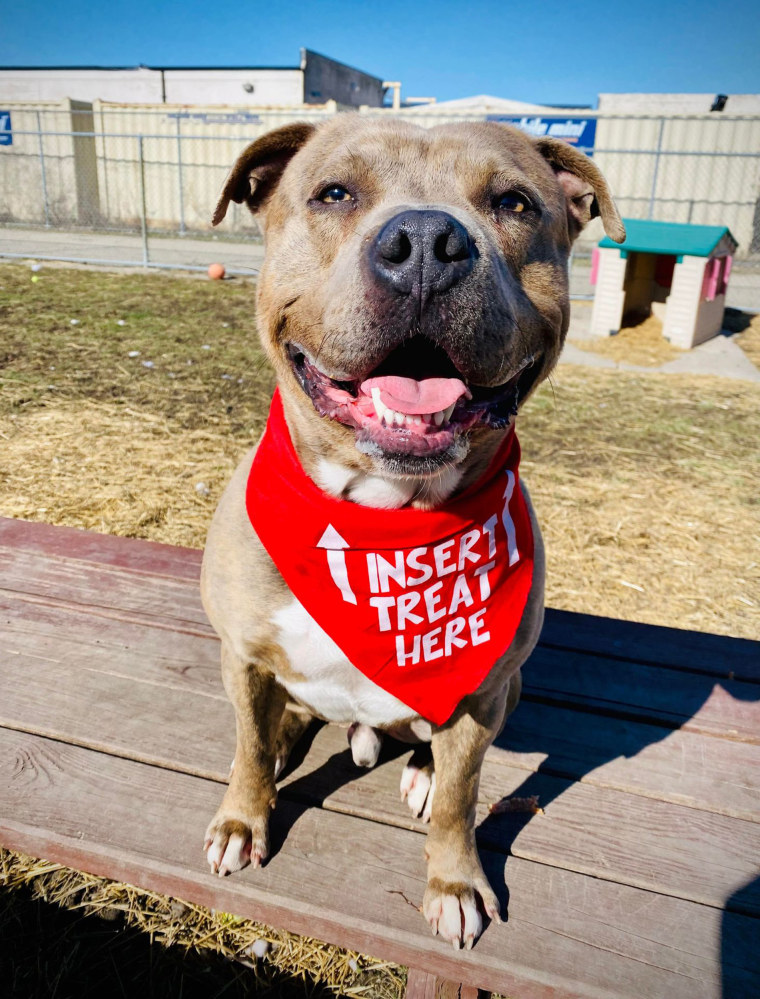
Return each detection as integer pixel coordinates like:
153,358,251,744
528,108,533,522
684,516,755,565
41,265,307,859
1,515,758,998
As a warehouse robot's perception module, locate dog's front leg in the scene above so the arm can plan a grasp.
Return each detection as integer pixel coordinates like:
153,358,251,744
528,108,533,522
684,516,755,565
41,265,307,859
204,643,287,876
423,691,507,949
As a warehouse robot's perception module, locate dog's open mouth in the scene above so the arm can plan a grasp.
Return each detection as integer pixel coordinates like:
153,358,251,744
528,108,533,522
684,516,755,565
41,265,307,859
287,335,537,459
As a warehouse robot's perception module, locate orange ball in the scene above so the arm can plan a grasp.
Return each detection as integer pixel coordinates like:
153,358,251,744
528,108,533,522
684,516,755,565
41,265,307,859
208,262,225,280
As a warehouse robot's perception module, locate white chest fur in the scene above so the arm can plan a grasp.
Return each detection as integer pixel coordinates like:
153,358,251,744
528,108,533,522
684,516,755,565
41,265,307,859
272,597,418,726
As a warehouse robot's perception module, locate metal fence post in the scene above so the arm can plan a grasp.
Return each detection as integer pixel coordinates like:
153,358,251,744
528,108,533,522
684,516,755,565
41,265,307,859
647,117,666,220
137,134,149,266
176,117,187,236
36,111,51,228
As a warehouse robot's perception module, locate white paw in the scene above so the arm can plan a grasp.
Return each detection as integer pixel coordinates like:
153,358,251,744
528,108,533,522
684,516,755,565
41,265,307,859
424,878,500,950
348,723,382,768
203,815,265,877
400,764,435,822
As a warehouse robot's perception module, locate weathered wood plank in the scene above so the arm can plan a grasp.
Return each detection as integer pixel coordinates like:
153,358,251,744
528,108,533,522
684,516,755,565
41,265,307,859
0,592,221,690
523,646,760,743
405,968,438,999
540,607,760,681
2,727,757,999
4,516,758,684
3,607,759,824
405,971,486,999
2,651,759,914
0,516,202,579
502,701,760,822
0,548,210,629
4,570,759,746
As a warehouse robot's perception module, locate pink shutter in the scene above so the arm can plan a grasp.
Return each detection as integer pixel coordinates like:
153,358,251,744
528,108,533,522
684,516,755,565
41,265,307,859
701,260,712,300
590,247,600,285
718,255,733,296
703,258,721,302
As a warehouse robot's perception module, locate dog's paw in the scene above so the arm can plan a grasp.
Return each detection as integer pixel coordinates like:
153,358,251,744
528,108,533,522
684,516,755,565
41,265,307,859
423,876,501,950
400,762,435,822
348,722,382,767
203,814,267,877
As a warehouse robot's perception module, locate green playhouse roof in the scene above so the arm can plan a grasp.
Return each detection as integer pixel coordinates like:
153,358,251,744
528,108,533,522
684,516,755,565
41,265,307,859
599,219,736,257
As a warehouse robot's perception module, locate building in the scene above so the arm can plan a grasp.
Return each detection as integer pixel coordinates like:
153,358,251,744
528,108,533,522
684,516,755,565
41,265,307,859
0,49,386,108
590,219,738,348
598,92,760,114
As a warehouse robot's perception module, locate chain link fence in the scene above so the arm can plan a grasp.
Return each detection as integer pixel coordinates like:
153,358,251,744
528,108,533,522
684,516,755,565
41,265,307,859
1,104,759,306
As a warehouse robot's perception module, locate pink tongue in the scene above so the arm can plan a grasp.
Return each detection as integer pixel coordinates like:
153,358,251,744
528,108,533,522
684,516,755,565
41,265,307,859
360,376,469,415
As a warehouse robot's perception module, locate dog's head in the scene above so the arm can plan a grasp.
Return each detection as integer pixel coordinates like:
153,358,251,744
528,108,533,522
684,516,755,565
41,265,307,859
214,116,624,480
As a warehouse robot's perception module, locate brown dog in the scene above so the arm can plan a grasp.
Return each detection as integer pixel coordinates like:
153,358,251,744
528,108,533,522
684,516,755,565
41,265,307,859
202,115,624,949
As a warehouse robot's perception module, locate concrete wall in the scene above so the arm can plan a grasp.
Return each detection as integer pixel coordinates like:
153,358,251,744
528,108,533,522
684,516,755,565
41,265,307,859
0,100,87,225
0,68,162,103
302,49,384,107
162,69,303,106
599,93,760,113
0,57,383,107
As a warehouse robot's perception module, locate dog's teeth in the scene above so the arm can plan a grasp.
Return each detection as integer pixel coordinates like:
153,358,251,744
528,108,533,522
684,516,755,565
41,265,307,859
370,387,386,422
433,410,445,427
443,402,456,423
394,410,405,426
412,415,422,425
423,413,433,424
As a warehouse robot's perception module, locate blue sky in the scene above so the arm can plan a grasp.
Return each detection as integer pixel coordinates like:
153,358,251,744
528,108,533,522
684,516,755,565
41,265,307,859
1,0,759,106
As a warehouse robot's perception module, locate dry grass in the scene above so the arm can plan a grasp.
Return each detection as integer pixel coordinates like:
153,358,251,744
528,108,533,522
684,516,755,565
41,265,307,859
1,850,403,998
1,262,759,994
572,313,684,366
522,367,759,636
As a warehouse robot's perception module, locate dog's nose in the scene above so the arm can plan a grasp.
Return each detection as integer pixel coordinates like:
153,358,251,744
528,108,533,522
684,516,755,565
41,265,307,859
369,210,475,297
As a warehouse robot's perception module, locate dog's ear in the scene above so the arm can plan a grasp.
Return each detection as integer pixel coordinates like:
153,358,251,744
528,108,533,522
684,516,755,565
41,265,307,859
535,137,626,244
212,122,316,226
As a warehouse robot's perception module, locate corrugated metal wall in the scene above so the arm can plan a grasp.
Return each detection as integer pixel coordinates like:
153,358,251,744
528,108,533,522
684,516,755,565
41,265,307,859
2,103,759,255
91,103,338,233
0,101,82,225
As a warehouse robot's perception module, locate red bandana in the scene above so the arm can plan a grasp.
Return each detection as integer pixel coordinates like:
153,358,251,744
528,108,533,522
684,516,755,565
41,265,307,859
246,390,534,725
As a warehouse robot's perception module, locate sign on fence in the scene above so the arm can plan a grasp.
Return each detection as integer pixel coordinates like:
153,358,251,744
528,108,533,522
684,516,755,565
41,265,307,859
0,111,12,146
166,111,263,125
486,115,596,151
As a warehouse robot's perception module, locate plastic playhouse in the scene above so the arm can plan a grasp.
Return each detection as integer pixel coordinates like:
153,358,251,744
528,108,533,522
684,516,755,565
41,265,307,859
590,219,738,348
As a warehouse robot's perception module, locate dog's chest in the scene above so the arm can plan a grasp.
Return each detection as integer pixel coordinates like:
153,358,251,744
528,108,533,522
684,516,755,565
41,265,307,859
271,598,417,726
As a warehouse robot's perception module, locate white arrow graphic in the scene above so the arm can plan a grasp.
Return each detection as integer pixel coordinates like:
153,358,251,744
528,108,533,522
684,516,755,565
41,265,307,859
502,471,520,567
316,524,357,605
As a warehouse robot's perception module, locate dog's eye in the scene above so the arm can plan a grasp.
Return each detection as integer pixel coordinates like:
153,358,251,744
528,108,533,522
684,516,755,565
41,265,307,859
495,192,529,214
319,185,353,204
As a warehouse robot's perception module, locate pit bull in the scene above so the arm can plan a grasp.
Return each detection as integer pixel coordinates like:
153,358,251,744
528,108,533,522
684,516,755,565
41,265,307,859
201,115,624,949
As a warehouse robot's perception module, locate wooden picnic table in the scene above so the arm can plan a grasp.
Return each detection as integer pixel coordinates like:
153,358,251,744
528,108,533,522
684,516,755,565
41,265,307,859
0,515,758,998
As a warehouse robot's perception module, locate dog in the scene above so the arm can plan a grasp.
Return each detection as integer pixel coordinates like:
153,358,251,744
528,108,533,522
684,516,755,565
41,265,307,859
201,115,624,950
